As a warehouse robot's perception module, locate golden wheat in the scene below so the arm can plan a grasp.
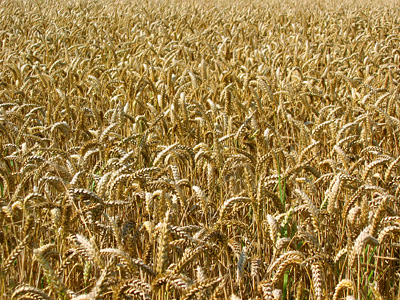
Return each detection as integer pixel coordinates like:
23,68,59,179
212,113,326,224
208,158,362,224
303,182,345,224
1,0,400,298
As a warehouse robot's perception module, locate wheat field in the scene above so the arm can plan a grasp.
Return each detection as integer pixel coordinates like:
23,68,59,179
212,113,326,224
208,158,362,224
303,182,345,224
1,0,400,299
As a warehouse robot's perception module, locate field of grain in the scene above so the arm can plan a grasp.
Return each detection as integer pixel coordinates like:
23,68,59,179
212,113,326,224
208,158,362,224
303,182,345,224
1,0,400,299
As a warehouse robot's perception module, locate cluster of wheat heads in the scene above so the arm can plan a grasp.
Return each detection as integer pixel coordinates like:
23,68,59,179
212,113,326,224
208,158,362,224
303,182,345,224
1,0,400,299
